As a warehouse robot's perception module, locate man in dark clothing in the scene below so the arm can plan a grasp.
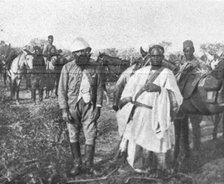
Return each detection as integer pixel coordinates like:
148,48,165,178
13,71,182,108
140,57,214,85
54,49,68,97
30,46,46,103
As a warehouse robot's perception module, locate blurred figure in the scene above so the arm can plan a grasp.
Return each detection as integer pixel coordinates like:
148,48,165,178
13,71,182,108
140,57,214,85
43,35,57,98
30,46,46,103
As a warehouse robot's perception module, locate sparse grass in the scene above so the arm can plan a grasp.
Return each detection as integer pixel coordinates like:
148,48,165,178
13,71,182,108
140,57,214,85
1,80,224,183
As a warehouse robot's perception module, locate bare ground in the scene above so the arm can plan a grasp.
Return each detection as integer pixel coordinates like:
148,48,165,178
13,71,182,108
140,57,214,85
1,78,224,184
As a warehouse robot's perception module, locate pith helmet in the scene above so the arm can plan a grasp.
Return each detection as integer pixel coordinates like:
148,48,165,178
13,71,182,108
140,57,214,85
70,37,91,52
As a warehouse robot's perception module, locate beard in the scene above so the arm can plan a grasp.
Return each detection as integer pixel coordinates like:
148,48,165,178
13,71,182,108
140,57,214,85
75,55,90,68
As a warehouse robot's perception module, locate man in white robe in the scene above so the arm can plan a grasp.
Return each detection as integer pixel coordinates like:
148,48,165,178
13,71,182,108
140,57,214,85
116,45,183,174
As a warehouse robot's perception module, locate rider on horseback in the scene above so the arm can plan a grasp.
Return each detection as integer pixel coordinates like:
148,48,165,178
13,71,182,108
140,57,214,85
43,35,57,98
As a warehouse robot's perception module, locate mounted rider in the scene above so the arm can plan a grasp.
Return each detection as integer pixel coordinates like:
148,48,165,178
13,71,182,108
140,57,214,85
43,35,58,98
43,35,57,62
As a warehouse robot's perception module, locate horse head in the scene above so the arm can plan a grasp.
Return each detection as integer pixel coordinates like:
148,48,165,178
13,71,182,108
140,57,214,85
10,51,33,79
96,52,130,82
96,52,108,66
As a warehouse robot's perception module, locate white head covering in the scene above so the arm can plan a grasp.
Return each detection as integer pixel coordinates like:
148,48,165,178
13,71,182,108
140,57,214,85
70,37,91,52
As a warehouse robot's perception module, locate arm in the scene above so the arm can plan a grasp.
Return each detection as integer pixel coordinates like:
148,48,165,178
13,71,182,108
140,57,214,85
58,65,72,122
112,73,127,111
96,68,104,107
164,70,183,117
92,68,104,121
58,65,69,110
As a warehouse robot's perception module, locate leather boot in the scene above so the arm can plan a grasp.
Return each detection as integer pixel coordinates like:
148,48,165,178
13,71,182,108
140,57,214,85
45,90,49,99
31,89,36,103
39,89,43,102
84,144,95,174
70,142,82,176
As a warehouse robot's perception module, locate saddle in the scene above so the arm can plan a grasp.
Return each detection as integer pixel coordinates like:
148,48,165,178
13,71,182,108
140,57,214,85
178,72,202,99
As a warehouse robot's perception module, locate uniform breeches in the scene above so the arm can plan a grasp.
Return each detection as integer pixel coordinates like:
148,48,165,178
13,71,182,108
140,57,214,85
45,70,56,90
31,74,44,90
67,98,97,145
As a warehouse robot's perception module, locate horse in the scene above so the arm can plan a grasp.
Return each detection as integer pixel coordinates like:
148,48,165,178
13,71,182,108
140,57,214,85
0,43,12,86
0,55,7,86
54,53,69,97
8,50,33,105
95,52,130,104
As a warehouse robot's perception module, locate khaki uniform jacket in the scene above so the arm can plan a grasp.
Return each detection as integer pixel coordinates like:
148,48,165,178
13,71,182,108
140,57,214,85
58,59,103,110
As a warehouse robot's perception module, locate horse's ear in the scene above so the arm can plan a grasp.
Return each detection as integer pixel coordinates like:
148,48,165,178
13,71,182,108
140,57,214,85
140,46,147,58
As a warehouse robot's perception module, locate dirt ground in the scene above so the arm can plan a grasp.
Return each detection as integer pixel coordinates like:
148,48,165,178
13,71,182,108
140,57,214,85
1,78,224,184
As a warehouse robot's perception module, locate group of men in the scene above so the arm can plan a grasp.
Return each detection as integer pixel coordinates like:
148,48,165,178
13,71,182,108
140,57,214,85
28,35,61,103
57,37,205,176
14,35,66,103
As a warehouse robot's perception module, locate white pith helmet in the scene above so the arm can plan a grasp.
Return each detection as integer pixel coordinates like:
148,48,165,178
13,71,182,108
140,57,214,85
70,37,91,52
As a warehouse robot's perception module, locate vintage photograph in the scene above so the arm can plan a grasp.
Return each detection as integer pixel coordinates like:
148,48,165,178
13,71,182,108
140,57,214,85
0,0,224,183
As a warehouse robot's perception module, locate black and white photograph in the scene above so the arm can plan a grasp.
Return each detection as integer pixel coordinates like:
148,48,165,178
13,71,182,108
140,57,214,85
0,0,224,183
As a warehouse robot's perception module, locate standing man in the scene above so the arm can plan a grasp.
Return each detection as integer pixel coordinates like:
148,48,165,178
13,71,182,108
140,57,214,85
58,37,103,176
43,35,57,98
30,46,46,103
176,40,206,154
116,45,183,175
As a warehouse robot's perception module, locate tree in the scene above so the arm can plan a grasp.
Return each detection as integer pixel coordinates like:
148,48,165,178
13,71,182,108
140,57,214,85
200,43,224,55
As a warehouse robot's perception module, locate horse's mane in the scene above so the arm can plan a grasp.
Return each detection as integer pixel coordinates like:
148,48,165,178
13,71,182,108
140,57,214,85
98,52,130,66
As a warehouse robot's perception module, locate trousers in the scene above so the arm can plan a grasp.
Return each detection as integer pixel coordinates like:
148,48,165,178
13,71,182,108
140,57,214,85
67,98,97,145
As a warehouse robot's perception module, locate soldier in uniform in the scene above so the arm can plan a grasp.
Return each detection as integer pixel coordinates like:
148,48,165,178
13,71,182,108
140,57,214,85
58,37,103,175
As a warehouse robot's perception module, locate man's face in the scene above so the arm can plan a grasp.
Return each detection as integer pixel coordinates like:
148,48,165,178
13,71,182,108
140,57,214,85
72,49,91,67
48,38,53,45
34,48,41,55
150,48,164,66
183,47,194,60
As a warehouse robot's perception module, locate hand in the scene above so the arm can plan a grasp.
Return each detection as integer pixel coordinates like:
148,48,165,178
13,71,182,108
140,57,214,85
118,97,132,109
112,104,119,112
62,109,72,122
92,107,101,121
144,83,161,93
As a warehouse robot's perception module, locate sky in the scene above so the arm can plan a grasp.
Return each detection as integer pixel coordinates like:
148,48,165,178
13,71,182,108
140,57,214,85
0,0,224,53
